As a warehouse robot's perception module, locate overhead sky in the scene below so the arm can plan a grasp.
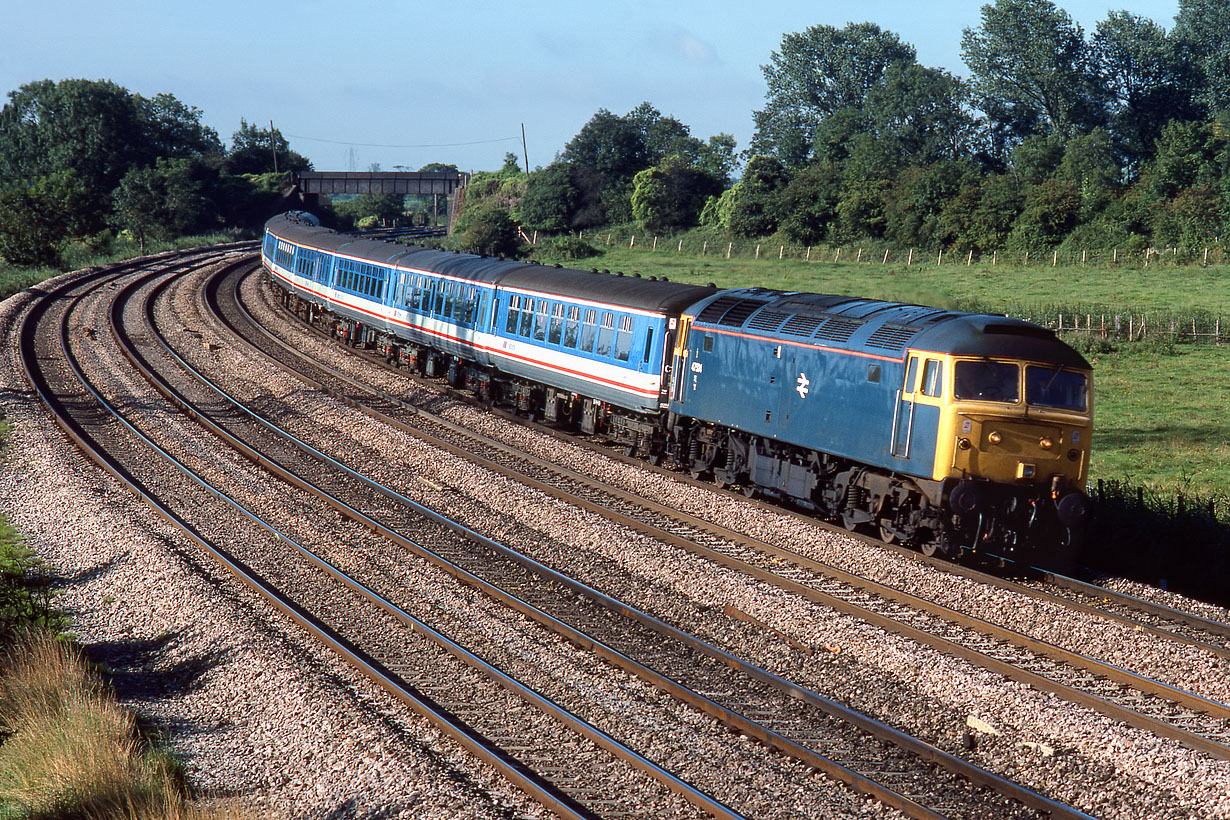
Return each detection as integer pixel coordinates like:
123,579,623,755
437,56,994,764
2,1,1181,174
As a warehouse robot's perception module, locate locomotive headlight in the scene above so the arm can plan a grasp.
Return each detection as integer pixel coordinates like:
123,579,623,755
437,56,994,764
1039,436,1054,450
987,431,1002,445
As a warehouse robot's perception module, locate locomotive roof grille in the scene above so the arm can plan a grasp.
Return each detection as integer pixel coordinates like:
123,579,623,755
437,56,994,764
865,323,919,351
696,296,772,326
695,295,744,322
813,317,864,343
779,314,826,337
746,309,791,332
718,300,770,326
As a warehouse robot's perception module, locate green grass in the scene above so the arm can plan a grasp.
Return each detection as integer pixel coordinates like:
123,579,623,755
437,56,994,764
1082,341,1230,497
0,232,242,304
537,243,1230,317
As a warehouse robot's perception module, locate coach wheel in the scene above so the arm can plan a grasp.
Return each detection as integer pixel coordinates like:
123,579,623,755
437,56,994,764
878,525,897,544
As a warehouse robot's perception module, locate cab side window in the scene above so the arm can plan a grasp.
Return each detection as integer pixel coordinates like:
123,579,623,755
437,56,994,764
921,359,944,398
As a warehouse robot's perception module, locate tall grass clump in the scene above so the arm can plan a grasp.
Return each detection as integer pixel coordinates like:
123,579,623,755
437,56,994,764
0,632,183,818
0,632,253,820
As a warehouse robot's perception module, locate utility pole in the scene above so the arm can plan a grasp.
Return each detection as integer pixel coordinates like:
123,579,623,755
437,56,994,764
521,123,529,174
270,119,279,174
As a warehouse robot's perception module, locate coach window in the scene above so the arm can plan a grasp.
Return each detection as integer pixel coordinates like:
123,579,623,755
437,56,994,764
549,303,564,345
580,309,598,351
643,327,654,363
563,306,580,348
519,298,535,337
533,301,549,342
506,294,522,333
596,313,615,357
463,287,477,324
614,315,633,361
921,359,944,398
441,282,455,318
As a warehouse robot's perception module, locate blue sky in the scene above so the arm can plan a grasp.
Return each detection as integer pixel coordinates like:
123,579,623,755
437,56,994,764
2,1,1181,173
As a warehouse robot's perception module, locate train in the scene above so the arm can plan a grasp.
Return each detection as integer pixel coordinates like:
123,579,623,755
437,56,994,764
262,212,1093,561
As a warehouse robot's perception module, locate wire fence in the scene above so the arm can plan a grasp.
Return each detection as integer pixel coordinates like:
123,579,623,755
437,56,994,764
1003,309,1230,345
556,228,1230,270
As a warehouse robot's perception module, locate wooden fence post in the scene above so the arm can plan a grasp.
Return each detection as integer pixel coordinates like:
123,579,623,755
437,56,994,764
907,248,913,266
727,242,732,259
883,249,890,264
755,244,761,259
702,240,707,256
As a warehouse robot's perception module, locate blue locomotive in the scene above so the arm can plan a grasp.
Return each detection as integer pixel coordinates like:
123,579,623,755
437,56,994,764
263,213,1093,559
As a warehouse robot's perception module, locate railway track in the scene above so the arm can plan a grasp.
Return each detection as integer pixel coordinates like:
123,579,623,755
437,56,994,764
20,251,754,820
17,247,1230,817
227,263,1230,762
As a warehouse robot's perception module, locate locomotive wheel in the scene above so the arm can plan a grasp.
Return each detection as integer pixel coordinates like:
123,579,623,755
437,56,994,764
920,538,951,559
878,525,897,544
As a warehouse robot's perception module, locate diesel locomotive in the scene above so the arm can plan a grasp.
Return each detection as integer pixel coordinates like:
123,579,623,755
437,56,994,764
262,212,1093,561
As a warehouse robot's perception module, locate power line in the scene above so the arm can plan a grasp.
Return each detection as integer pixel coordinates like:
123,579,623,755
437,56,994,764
284,132,518,149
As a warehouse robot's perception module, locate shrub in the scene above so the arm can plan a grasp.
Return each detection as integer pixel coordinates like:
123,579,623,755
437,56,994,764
533,235,599,260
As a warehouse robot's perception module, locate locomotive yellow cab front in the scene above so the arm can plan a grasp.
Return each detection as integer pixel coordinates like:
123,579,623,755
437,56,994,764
940,356,1092,489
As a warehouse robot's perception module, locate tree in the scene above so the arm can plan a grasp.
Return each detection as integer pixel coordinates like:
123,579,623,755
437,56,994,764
752,22,916,164
335,193,405,228
520,163,578,231
499,153,521,176
1055,128,1121,219
630,156,724,234
141,93,223,159
112,158,215,251
1092,11,1195,170
962,0,1106,143
0,80,148,229
448,202,520,256
227,119,310,175
727,156,788,237
776,163,843,244
1008,178,1082,247
865,63,976,164
882,160,979,247
938,173,1024,251
0,171,90,266
1173,0,1230,117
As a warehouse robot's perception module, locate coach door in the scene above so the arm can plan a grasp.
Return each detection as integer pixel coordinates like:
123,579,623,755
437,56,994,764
891,356,920,460
670,316,693,404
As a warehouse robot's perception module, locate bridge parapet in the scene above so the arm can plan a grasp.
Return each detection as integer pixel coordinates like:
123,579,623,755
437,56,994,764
296,170,469,195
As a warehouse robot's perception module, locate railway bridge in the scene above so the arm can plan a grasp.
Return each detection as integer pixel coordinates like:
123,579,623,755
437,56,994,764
292,170,470,228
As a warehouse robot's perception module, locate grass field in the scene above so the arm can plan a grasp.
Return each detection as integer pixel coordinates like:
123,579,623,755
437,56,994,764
533,243,1230,502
